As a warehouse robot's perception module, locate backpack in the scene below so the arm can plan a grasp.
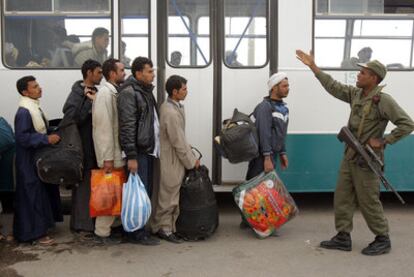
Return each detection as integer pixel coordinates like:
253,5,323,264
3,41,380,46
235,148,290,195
176,165,219,241
34,120,83,185
214,108,259,163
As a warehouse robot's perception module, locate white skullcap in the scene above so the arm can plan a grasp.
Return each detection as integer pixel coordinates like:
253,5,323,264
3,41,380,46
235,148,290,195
267,72,288,91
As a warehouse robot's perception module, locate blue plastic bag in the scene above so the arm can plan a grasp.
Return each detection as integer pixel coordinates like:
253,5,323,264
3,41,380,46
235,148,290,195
121,173,152,232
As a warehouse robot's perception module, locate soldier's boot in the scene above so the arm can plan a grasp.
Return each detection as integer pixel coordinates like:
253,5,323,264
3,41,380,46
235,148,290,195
320,232,352,251
361,235,391,256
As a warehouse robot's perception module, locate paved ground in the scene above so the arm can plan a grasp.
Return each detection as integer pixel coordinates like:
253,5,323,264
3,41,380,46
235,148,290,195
1,193,414,277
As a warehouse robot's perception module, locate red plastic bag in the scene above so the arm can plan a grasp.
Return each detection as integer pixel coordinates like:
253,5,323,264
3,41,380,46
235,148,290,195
90,169,126,217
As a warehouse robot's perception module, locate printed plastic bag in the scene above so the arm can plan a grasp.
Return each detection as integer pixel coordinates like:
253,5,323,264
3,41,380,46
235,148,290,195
232,170,298,238
121,173,152,232
89,169,126,217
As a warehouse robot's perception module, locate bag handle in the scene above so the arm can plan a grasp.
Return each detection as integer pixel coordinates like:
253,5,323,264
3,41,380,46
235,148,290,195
191,147,203,160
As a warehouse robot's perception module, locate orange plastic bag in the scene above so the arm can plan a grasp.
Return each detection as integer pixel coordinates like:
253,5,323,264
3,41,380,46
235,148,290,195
89,169,126,217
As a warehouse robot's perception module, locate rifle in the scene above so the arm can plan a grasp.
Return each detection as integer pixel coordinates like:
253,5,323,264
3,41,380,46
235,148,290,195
337,126,405,204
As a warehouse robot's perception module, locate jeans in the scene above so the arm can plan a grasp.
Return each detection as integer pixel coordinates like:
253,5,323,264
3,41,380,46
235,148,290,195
129,153,154,238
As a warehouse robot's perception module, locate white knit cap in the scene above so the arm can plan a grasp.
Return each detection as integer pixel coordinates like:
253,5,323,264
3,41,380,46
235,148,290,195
267,72,288,91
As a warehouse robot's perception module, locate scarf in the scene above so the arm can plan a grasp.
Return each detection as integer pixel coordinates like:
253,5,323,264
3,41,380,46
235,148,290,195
18,96,48,134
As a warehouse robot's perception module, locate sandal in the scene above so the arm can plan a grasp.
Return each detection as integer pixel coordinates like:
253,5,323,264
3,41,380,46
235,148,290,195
38,236,55,245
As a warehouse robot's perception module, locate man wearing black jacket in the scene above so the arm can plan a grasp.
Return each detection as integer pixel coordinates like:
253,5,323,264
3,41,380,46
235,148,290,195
117,56,160,245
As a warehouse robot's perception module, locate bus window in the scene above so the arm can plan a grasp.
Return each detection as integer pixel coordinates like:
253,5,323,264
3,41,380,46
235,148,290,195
167,0,210,67
2,0,112,68
315,0,414,70
120,0,150,66
224,0,267,68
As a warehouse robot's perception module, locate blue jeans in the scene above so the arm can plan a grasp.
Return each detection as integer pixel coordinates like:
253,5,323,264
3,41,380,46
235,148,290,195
128,153,154,238
137,153,154,198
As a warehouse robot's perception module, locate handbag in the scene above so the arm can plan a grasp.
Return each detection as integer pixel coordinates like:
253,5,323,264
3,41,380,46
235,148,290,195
89,168,126,217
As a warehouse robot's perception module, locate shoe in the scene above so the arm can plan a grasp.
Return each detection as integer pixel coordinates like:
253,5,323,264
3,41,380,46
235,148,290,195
93,235,122,245
320,232,352,251
127,233,160,246
361,235,391,256
157,230,183,244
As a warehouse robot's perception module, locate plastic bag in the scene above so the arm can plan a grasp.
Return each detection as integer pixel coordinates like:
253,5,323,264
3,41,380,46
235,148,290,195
89,169,126,217
233,170,299,238
121,173,152,232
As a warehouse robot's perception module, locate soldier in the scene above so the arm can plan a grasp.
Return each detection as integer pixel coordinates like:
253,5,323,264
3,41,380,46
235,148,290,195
296,50,414,255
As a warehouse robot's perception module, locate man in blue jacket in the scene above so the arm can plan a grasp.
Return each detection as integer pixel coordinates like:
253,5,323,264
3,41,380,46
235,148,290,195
246,72,290,180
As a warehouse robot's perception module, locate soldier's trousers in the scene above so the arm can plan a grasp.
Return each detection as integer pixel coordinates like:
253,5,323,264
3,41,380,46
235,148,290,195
334,157,389,236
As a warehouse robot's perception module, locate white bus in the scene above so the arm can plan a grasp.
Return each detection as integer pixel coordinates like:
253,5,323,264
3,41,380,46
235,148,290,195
1,0,414,192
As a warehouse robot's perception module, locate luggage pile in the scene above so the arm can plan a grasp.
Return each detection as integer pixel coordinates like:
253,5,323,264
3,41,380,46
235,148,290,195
233,170,298,238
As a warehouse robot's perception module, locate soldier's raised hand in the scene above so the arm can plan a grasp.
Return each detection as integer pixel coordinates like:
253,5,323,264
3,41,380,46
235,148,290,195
296,50,314,66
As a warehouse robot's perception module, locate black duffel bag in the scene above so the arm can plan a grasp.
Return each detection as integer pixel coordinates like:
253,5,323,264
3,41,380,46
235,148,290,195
214,108,259,163
35,119,83,185
176,164,219,241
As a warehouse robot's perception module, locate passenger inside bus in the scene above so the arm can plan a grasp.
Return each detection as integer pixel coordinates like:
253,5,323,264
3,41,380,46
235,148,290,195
341,46,372,68
70,27,110,67
170,51,182,66
225,50,243,67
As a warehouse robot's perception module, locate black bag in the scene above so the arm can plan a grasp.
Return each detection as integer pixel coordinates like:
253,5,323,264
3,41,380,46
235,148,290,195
176,165,219,241
35,120,83,185
214,108,259,163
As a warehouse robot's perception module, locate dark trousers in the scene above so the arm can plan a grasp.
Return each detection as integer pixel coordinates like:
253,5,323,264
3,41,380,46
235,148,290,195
246,154,278,180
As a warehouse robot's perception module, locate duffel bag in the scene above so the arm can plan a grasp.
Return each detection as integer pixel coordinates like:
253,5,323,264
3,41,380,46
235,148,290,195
176,165,219,241
35,121,83,185
214,108,259,163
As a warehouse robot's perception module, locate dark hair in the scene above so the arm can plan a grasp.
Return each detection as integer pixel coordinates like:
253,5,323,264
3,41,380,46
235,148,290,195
131,56,153,78
81,59,102,79
166,75,187,96
367,69,383,84
102,58,120,81
16,75,36,95
92,27,109,44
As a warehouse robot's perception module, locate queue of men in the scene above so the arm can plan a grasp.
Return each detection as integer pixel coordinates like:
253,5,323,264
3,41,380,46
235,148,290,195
8,50,414,256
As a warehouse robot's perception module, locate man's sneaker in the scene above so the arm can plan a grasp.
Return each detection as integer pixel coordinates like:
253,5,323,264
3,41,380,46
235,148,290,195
361,235,391,256
320,232,352,251
157,230,183,244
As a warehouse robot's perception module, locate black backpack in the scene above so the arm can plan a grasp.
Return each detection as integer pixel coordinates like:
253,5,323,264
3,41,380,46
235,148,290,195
214,108,259,163
35,119,83,185
176,165,219,241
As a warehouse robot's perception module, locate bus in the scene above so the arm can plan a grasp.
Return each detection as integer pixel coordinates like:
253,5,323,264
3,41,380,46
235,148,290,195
1,0,414,193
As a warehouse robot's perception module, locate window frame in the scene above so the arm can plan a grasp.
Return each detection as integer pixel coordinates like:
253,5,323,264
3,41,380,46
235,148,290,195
166,0,212,69
118,0,151,68
313,0,414,71
1,0,114,70
222,0,269,69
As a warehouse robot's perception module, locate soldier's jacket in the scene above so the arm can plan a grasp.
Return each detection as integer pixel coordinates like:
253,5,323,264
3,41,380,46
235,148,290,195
315,71,414,150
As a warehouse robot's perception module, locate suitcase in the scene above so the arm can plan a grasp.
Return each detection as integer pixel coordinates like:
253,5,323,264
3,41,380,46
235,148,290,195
176,165,219,241
233,170,298,238
35,121,83,185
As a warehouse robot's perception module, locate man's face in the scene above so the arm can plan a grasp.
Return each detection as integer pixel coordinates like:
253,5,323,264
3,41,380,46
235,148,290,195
113,62,126,85
136,64,155,85
86,67,103,86
94,34,109,52
274,79,290,99
356,68,376,88
173,83,188,101
23,80,42,99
